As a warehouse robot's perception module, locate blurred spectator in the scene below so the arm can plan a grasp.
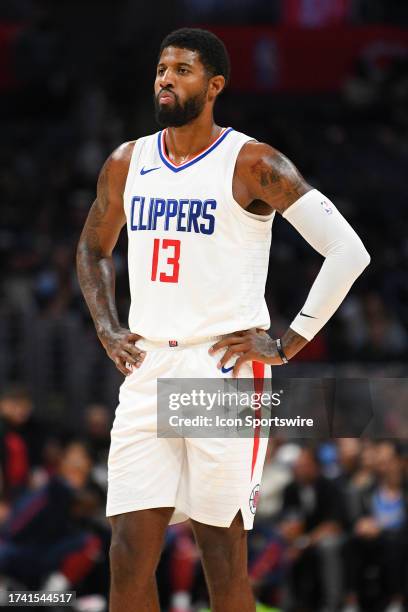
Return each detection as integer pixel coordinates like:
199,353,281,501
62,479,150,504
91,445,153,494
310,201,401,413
0,386,50,463
256,441,301,520
355,293,408,361
279,447,345,611
373,441,399,479
0,386,49,500
334,439,375,528
82,403,112,491
344,451,408,612
33,243,77,316
0,415,29,501
0,440,105,595
83,404,111,464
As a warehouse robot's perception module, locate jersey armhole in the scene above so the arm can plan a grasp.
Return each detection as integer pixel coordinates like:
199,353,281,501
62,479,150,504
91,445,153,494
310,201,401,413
123,139,144,203
224,137,275,231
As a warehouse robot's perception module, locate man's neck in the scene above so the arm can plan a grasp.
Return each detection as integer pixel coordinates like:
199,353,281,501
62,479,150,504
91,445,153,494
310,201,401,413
164,116,222,165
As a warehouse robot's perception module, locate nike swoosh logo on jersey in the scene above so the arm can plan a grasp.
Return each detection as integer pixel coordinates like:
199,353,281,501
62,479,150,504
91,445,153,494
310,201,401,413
300,311,317,319
140,166,161,175
221,365,234,373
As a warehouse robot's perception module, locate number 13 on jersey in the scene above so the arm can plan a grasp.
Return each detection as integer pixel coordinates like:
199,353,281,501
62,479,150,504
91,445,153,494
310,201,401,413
151,238,181,283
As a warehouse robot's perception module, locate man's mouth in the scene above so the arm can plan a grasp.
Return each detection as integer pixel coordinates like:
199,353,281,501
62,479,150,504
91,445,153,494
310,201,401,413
159,90,175,104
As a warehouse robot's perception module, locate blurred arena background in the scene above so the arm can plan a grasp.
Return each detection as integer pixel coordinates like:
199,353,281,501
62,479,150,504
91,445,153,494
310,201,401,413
1,1,408,611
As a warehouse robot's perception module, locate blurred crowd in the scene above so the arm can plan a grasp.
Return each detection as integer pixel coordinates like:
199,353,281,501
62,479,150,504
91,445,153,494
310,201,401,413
1,386,408,611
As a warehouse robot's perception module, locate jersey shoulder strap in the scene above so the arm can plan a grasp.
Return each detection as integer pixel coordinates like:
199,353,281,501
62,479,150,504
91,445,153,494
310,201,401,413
123,132,160,201
217,129,256,193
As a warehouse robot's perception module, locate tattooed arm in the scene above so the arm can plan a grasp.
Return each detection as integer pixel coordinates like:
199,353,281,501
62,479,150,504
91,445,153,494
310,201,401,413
233,141,312,215
213,141,368,374
76,142,146,376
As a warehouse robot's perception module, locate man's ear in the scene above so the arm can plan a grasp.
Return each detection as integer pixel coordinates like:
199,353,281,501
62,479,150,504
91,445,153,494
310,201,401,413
208,75,226,101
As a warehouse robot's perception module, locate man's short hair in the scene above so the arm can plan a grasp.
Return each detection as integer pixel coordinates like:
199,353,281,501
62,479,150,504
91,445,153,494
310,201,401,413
159,28,230,86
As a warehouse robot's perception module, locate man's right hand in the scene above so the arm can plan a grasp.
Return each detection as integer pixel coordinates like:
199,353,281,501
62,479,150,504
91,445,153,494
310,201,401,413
99,328,146,376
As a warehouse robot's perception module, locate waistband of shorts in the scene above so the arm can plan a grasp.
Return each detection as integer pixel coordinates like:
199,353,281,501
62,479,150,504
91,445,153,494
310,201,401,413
136,335,225,350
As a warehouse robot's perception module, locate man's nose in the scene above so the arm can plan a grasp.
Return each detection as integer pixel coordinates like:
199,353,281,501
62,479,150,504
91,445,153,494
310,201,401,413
159,69,175,89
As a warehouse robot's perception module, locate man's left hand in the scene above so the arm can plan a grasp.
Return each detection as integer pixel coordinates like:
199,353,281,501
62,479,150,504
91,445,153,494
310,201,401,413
209,328,284,377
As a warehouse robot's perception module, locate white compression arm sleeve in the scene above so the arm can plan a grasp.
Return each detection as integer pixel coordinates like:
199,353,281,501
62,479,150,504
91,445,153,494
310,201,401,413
282,189,370,341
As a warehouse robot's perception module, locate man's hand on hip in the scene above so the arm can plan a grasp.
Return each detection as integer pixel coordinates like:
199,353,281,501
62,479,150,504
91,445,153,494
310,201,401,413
99,328,146,376
209,328,284,377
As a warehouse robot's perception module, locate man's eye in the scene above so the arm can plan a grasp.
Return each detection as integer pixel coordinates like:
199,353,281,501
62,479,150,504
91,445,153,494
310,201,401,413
179,68,188,74
157,68,165,76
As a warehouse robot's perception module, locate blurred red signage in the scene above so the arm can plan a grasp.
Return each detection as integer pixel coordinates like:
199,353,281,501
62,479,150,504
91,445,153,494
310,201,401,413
282,0,352,27
209,26,408,92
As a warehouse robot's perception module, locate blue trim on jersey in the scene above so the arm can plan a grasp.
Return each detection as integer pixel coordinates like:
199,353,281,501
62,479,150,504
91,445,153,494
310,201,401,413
158,127,234,173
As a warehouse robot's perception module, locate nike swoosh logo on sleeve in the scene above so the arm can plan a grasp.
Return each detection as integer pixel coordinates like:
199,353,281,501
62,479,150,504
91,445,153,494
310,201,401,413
300,311,317,319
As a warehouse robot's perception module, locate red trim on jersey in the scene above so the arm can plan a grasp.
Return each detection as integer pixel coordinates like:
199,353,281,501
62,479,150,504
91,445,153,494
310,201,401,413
161,127,228,168
251,361,265,479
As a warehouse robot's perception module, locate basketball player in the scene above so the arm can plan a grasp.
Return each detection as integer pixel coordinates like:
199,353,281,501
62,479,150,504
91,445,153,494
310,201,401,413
77,28,370,612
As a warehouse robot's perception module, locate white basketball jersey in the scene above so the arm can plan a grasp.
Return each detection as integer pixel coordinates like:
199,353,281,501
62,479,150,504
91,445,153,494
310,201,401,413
123,127,275,341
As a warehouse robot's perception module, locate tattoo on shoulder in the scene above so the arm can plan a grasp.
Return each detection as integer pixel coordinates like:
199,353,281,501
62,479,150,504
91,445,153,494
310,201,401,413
250,150,309,213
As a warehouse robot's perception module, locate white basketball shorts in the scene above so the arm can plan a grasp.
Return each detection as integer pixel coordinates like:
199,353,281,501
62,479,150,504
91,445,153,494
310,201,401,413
106,337,271,530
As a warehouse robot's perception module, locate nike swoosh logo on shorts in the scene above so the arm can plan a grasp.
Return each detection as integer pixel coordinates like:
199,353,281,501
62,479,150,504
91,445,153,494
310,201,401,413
140,166,161,175
221,365,234,373
300,311,317,319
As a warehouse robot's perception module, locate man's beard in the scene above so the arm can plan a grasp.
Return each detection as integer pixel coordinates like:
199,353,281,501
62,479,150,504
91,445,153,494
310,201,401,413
154,88,207,128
